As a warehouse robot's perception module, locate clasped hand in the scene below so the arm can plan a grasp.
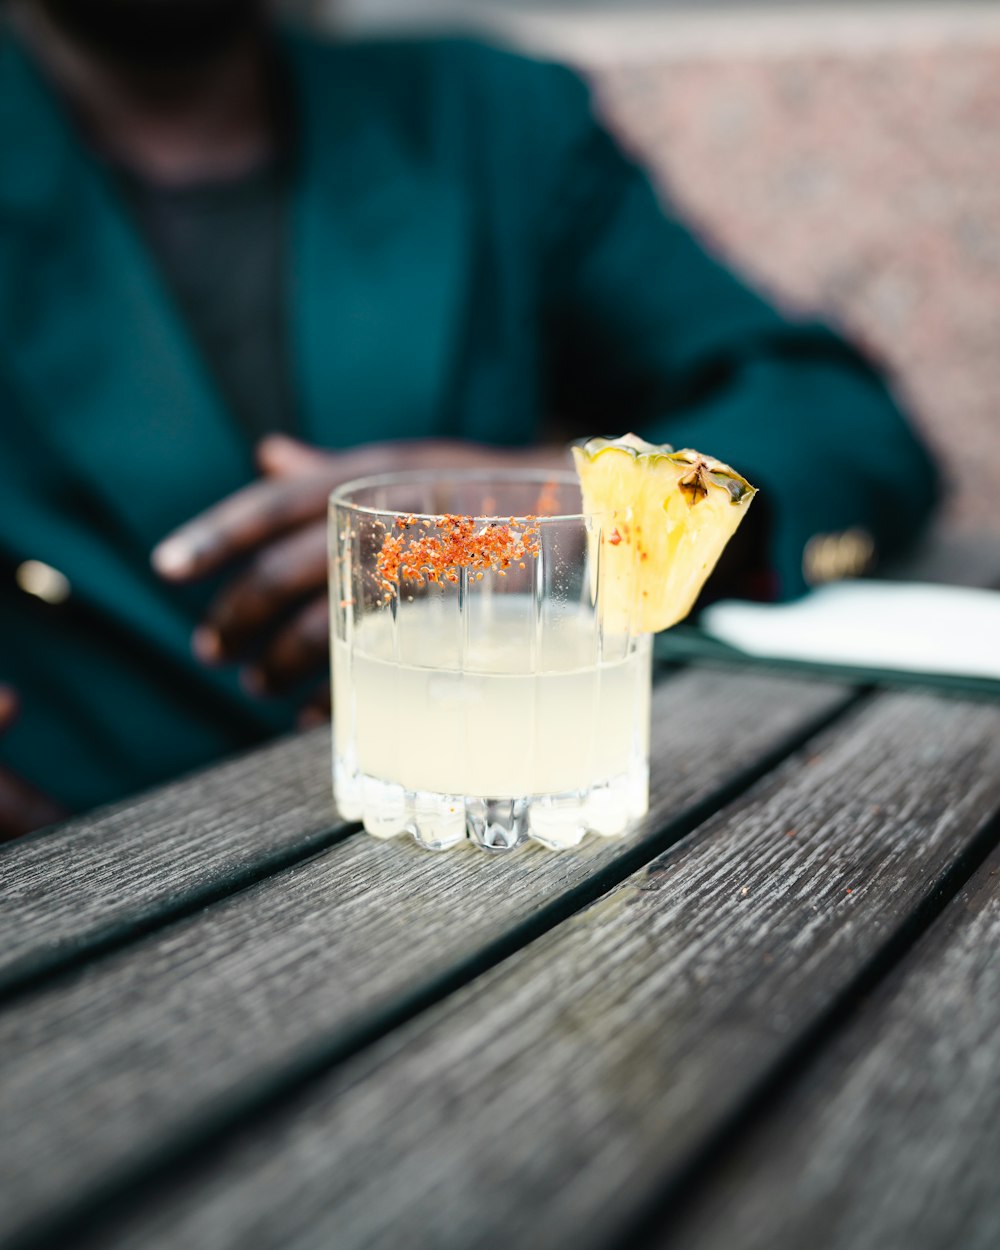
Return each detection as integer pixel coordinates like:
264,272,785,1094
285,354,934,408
153,436,566,722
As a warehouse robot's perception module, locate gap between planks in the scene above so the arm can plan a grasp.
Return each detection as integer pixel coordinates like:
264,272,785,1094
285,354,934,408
55,689,1000,1250
1,671,861,1250
645,838,1000,1250
0,670,856,1013
0,819,362,1007
616,802,1000,1250
0,728,357,1002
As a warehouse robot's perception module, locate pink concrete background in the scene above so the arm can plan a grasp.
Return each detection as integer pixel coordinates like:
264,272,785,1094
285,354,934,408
592,45,1000,534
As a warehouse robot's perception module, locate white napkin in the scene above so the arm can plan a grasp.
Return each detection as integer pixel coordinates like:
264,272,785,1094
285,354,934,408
701,581,1000,681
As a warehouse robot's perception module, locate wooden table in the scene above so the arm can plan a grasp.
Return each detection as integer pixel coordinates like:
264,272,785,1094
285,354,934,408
2,535,999,1250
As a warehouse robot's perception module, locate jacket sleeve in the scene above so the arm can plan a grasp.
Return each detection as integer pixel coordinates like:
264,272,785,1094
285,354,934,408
533,62,940,600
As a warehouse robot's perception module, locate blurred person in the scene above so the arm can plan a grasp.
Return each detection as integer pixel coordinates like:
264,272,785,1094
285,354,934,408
0,0,938,837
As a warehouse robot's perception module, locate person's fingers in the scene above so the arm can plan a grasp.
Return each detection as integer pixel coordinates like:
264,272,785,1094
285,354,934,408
298,680,331,730
195,523,328,664
0,686,68,840
151,473,335,581
242,595,330,697
152,439,571,583
256,435,334,478
0,768,69,842
0,685,19,732
259,437,511,484
185,434,578,669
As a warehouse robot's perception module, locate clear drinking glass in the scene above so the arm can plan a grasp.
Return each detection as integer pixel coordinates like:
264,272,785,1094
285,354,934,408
329,470,652,852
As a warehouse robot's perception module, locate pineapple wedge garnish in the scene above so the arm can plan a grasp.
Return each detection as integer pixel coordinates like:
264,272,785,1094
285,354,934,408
573,433,757,634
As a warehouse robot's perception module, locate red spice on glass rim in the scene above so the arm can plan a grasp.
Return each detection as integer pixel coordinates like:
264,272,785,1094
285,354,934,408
376,514,540,600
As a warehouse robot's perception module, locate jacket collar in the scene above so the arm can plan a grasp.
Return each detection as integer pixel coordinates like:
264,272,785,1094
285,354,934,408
0,29,469,561
0,33,253,557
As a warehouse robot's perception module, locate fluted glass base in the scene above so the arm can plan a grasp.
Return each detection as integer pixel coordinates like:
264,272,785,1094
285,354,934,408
335,759,649,853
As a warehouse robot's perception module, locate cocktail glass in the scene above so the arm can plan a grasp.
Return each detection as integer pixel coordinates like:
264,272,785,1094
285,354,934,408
329,470,652,852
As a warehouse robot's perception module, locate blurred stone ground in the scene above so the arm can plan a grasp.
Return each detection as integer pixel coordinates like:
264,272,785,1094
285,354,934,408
334,3,1000,534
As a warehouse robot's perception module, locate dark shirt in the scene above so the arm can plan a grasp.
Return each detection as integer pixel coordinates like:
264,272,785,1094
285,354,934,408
118,161,296,442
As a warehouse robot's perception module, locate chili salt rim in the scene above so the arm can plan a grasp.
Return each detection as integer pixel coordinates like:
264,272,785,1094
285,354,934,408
375,512,542,599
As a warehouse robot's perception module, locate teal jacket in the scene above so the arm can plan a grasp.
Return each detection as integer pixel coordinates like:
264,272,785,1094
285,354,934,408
0,29,938,813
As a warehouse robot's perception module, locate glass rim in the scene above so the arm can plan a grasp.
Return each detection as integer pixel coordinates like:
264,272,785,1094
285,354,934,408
328,467,590,523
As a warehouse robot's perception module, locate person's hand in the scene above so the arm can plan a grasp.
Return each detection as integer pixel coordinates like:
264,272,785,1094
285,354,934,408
152,437,568,718
0,687,70,841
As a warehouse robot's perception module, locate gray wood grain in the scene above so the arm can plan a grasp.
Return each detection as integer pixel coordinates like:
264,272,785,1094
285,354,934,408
2,528,992,1003
657,843,1000,1250
69,690,1000,1250
0,728,346,993
0,670,851,1247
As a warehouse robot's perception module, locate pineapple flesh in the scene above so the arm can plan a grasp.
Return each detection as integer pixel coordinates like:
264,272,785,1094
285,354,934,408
572,433,757,634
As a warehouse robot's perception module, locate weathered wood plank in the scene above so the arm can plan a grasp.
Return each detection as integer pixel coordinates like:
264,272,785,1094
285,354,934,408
64,690,1000,1250
0,670,852,1247
656,843,1000,1250
3,527,992,1003
0,729,347,995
